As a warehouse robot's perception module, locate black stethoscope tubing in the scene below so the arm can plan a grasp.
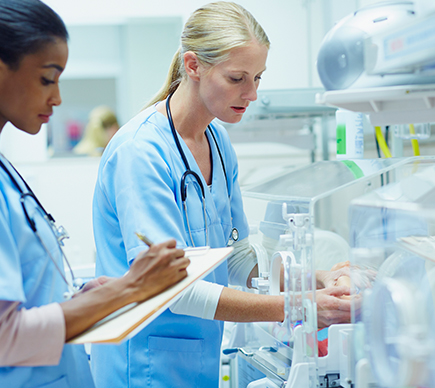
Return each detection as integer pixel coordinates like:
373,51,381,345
165,93,238,245
0,159,55,231
0,157,80,298
166,93,228,201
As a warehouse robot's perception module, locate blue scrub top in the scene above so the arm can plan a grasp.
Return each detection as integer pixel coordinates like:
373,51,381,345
0,156,94,388
91,106,250,387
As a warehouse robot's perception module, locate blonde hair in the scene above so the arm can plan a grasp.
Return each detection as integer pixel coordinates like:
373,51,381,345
73,106,119,156
146,1,269,107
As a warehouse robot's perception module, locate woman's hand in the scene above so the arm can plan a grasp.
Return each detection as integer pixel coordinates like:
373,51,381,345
316,286,354,328
316,267,351,289
316,261,376,290
61,239,190,341
124,239,190,303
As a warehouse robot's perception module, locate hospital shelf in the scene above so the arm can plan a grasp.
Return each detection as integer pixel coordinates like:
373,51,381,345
225,88,336,161
315,83,435,125
245,88,336,116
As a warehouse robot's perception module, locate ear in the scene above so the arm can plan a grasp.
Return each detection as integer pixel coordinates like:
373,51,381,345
183,51,201,82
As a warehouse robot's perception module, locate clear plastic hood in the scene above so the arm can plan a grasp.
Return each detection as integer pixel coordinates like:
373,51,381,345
238,157,431,387
243,159,402,202
349,156,435,388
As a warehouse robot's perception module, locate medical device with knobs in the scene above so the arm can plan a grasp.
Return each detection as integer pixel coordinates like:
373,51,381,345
251,243,271,294
280,203,313,251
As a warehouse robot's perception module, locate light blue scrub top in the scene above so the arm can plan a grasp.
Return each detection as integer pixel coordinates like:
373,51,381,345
91,106,250,387
0,156,94,388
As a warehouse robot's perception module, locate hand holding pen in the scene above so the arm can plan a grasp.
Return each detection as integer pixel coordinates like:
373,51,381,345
122,234,190,302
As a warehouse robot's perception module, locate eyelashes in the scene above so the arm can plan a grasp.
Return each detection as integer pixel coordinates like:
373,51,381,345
230,76,262,83
41,77,55,86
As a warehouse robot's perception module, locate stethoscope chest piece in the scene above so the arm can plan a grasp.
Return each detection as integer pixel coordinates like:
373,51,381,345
231,227,239,242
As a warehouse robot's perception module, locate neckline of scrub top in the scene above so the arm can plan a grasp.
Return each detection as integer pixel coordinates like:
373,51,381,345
151,106,227,200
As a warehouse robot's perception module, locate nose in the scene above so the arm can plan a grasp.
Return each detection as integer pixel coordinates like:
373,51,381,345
49,85,62,107
242,80,258,102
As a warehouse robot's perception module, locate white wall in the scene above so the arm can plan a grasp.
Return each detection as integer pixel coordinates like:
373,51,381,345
43,0,377,91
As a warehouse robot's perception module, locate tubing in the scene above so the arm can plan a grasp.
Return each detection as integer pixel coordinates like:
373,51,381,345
409,124,421,156
375,126,392,158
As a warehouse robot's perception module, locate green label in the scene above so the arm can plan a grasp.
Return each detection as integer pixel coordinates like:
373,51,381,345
336,124,346,155
341,160,364,179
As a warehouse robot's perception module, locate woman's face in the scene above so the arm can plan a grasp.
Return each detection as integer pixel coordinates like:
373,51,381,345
197,40,268,124
0,37,68,134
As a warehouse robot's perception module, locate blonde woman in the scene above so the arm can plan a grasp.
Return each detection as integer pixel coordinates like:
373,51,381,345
73,105,119,156
91,2,352,387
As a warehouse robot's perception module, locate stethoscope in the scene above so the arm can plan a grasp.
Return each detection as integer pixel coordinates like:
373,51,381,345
166,93,239,247
0,158,82,300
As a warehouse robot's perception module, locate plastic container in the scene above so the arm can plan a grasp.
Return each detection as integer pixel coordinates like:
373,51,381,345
336,109,364,160
393,123,431,140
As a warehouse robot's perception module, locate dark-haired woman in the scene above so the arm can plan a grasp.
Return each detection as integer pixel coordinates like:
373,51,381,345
0,1,189,386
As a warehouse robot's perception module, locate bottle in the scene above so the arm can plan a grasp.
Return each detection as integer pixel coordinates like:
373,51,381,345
336,109,364,160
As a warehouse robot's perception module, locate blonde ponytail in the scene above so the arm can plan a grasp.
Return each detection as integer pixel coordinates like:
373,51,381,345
145,48,183,108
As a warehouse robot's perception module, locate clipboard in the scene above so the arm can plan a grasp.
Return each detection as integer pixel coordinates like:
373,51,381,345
68,246,233,344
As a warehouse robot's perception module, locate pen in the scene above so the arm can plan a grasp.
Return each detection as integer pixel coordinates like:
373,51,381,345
135,232,153,247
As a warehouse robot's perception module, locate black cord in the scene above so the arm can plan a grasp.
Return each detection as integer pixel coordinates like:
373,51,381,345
385,125,390,148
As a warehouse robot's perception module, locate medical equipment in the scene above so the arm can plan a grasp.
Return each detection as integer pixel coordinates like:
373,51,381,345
349,157,435,388
317,1,435,91
226,156,435,388
0,159,82,299
316,2,435,126
166,93,239,247
224,3,435,386
224,88,336,164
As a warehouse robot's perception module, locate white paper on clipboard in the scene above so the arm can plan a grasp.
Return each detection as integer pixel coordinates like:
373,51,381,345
68,246,233,344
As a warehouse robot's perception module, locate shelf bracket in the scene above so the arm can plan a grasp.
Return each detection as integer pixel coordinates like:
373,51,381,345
423,97,434,109
369,100,382,112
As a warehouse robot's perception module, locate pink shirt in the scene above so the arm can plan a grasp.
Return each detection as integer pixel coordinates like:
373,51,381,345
0,300,65,366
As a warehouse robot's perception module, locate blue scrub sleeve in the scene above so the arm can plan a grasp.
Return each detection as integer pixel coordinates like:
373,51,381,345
0,191,25,302
99,133,188,264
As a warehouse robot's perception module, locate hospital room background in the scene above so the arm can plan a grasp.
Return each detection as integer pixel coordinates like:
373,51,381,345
1,0,427,271
1,1,435,387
